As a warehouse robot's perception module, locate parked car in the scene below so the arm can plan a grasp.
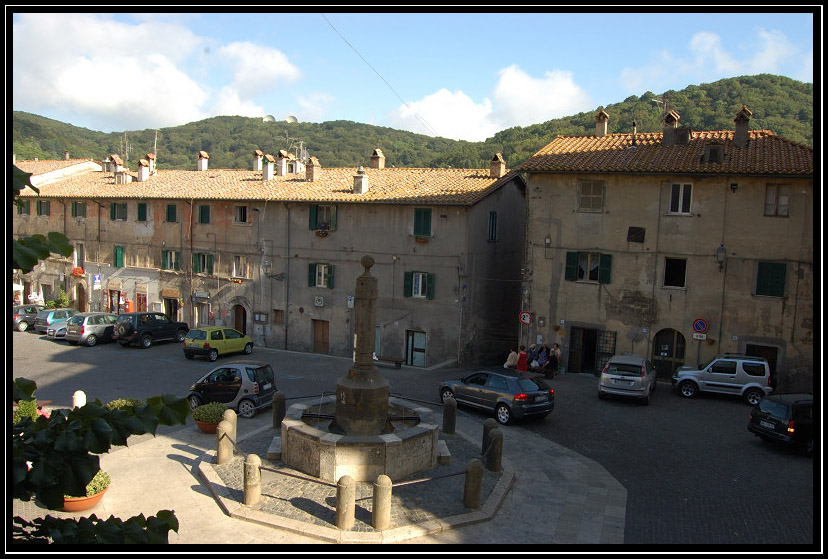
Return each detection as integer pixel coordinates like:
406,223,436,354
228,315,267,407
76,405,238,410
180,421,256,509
183,326,253,361
46,323,68,341
439,370,554,425
34,308,78,334
672,353,772,405
748,393,813,456
112,312,189,348
187,360,276,418
598,353,658,405
65,312,119,346
13,304,46,332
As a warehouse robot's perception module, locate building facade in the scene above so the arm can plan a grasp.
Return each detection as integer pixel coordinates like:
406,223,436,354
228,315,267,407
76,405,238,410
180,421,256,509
518,107,814,391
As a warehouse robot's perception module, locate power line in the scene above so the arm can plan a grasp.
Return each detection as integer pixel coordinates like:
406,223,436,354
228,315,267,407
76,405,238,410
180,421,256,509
320,13,441,138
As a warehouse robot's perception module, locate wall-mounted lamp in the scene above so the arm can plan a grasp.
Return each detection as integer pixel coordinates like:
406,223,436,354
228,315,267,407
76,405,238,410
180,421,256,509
716,244,727,271
262,260,272,275
544,236,552,246
729,183,738,193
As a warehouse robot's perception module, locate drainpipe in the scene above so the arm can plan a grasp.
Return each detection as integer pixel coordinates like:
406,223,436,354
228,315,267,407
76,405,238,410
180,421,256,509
283,202,291,350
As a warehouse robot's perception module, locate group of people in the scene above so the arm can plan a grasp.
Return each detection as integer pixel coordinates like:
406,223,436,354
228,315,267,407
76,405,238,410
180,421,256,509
503,343,562,378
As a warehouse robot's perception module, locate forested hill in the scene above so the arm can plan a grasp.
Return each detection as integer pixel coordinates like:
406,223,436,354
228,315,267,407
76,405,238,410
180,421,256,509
13,74,812,171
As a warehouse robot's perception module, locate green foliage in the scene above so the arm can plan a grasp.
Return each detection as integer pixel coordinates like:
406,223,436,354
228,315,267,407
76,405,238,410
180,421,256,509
65,469,110,498
104,398,144,412
13,400,39,424
53,286,70,308
12,511,179,544
192,401,227,423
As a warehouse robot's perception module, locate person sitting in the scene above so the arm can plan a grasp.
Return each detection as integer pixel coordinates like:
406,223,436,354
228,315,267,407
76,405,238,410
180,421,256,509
537,345,550,377
504,348,519,369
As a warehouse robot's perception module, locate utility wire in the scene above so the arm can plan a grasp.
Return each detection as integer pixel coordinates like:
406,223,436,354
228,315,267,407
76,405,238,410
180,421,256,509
320,13,441,138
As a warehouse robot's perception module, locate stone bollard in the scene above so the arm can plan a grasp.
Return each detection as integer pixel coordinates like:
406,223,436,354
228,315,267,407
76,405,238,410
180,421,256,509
243,454,262,506
335,475,356,530
463,458,483,509
484,428,503,472
371,474,393,531
482,418,498,455
72,390,86,408
442,396,457,434
222,409,237,445
216,420,234,464
272,391,286,429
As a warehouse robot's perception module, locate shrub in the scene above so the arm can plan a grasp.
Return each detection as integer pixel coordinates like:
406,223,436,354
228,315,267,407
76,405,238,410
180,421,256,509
65,470,111,498
13,400,38,423
104,398,144,411
192,401,227,423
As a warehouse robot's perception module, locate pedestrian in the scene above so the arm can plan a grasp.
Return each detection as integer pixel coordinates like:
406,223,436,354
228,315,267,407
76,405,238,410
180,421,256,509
504,348,518,369
551,343,563,377
548,345,559,378
516,345,528,373
528,344,539,370
537,344,550,376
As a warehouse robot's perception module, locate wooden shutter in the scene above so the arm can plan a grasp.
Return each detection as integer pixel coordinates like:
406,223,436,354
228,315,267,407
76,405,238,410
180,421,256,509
426,273,435,300
564,252,578,281
329,206,337,230
327,265,335,289
308,205,318,229
114,246,124,268
403,271,413,297
137,203,147,222
161,251,169,269
308,263,316,286
206,254,213,275
173,251,180,271
110,203,116,220
598,253,612,284
192,253,200,273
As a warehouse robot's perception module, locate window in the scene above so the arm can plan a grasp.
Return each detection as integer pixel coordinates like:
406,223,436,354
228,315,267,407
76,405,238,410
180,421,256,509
193,252,214,274
404,271,435,299
710,360,737,375
578,180,605,212
488,211,498,241
136,293,147,312
413,208,432,237
71,201,86,218
17,200,30,215
233,255,248,278
137,202,147,222
705,145,723,163
198,204,211,224
161,250,180,271
166,204,177,223
114,246,124,268
234,205,248,224
669,183,692,214
308,263,334,288
309,204,337,231
564,252,612,284
764,185,790,217
756,262,786,298
74,243,85,268
663,258,687,288
272,309,284,324
36,200,50,216
110,202,127,221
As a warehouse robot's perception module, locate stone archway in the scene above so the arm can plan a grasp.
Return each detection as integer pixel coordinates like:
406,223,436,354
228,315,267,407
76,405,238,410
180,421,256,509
652,328,686,380
233,304,247,335
75,282,88,312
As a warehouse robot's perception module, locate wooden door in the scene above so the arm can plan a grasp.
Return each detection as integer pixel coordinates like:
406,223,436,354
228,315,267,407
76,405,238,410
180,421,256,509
313,319,329,354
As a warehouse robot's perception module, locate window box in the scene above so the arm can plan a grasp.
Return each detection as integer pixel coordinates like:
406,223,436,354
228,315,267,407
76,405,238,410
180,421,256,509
415,236,429,244
72,267,84,277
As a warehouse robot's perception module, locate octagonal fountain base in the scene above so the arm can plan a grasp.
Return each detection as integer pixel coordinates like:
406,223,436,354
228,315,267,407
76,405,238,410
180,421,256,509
281,396,440,483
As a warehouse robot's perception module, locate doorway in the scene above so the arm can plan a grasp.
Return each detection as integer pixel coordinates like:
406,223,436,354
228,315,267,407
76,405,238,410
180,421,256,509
163,297,180,321
405,330,427,367
76,284,87,312
313,319,329,354
745,344,779,388
233,305,247,334
652,328,686,380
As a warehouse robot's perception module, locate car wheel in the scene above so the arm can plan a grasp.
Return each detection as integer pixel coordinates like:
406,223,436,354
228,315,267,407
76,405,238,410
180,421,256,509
243,342,253,354
184,352,194,360
208,349,218,362
237,399,256,419
440,387,455,403
17,322,29,332
175,330,186,343
743,388,763,406
86,335,98,347
678,381,697,398
495,404,512,425
188,395,202,411
140,335,153,349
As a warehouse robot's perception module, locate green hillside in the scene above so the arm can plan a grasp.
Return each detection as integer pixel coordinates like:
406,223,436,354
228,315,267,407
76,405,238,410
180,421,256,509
12,74,812,171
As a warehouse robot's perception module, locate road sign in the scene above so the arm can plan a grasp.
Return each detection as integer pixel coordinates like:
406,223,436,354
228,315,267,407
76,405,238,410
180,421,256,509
692,318,708,334
692,333,707,340
519,311,532,325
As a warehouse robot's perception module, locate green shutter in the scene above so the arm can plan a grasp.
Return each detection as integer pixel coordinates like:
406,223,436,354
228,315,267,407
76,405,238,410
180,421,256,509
329,206,337,230
403,271,413,297
309,263,316,286
137,203,147,222
193,253,200,273
114,246,124,268
598,253,612,284
207,254,213,275
309,205,318,229
199,205,210,224
166,204,176,222
414,208,431,236
564,252,578,281
174,251,180,271
111,203,116,220
327,265,335,288
757,262,786,297
426,273,435,300
161,251,168,269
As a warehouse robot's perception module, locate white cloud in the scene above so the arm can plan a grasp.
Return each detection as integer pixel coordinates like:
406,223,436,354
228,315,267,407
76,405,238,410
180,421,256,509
748,28,797,74
390,89,498,141
687,31,741,75
216,42,301,97
295,92,335,123
208,87,265,119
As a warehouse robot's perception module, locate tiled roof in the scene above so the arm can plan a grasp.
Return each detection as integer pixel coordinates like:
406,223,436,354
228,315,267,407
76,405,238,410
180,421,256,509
16,164,521,206
519,130,813,176
15,158,98,176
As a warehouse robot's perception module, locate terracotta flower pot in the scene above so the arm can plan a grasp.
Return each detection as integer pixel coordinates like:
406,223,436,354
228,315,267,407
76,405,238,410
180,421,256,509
63,486,108,512
195,419,219,434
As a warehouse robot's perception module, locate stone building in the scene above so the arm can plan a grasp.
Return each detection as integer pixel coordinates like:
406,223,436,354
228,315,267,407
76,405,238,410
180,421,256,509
518,107,814,391
14,149,526,368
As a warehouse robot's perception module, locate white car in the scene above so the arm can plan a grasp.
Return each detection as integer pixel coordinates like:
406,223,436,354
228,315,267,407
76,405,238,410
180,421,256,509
46,323,68,341
598,354,658,405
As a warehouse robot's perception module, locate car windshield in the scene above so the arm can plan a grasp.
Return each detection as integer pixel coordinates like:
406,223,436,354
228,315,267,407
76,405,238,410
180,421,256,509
187,330,207,340
607,363,642,376
247,365,275,384
68,315,84,325
517,378,545,392
758,399,791,420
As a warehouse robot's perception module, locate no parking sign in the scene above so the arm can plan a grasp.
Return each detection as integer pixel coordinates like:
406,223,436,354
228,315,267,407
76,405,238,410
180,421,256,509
519,311,532,325
692,318,708,340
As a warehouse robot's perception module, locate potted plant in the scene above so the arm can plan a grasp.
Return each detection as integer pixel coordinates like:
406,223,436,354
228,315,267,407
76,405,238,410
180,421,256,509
192,401,227,433
63,469,111,512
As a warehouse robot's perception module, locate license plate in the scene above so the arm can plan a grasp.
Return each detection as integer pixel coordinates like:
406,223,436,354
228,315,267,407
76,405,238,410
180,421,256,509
760,420,775,429
262,383,272,391
534,395,547,402
614,379,633,386
187,342,199,347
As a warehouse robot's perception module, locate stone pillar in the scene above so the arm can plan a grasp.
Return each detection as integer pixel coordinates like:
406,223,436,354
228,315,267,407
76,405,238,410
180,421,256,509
217,420,234,464
463,459,483,509
335,475,356,530
371,474,393,530
243,454,262,506
222,409,237,445
484,428,503,472
272,391,286,429
482,418,498,454
442,397,457,434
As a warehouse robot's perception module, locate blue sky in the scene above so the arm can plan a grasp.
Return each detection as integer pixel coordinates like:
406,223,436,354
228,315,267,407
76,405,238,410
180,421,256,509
11,10,816,141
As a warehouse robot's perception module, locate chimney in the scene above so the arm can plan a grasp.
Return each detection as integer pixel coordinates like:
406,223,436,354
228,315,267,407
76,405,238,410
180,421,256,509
64,150,69,160
197,151,209,171
595,109,609,137
109,154,124,173
353,166,369,194
146,153,156,174
263,154,275,181
662,110,680,147
253,149,263,171
632,120,637,145
370,148,385,169
306,156,321,182
734,105,752,148
137,159,150,182
114,170,132,185
490,153,506,179
275,150,290,176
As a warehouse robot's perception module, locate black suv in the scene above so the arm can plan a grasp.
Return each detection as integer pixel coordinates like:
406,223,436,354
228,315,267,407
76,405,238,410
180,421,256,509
748,393,813,456
113,312,189,349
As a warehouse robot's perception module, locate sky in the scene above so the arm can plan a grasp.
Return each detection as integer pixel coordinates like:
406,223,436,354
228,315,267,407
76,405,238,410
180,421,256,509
10,10,816,142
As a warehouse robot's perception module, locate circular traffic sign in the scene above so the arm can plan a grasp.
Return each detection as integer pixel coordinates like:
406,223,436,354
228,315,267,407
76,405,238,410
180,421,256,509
692,318,708,333
519,311,532,325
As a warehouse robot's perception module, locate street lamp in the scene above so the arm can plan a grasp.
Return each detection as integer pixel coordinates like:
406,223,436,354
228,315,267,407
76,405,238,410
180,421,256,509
716,244,727,272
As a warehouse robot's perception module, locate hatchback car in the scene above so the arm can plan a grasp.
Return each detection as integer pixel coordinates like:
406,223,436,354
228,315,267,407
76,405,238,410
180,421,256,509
13,304,46,332
672,353,772,405
46,323,68,341
34,308,78,334
439,370,554,425
187,360,276,418
598,353,657,405
748,393,813,456
183,326,253,361
65,312,119,346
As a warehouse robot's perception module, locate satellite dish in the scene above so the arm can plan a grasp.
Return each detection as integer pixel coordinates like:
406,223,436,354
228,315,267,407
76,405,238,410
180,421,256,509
285,115,298,123
262,115,276,123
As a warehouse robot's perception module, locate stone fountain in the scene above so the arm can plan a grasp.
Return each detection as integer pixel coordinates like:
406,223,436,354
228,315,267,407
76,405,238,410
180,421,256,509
280,255,440,482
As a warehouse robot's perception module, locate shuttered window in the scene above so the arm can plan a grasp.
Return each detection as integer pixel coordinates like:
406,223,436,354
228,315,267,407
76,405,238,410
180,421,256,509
308,263,334,288
114,246,124,268
565,252,611,284
413,208,432,237
137,202,147,222
403,271,435,299
756,262,786,297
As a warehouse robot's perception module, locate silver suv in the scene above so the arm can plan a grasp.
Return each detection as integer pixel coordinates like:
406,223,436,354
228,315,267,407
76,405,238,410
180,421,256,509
672,354,772,405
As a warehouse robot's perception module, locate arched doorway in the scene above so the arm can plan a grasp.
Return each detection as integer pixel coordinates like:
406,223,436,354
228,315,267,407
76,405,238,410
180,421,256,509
233,305,247,334
75,283,87,312
652,328,686,380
